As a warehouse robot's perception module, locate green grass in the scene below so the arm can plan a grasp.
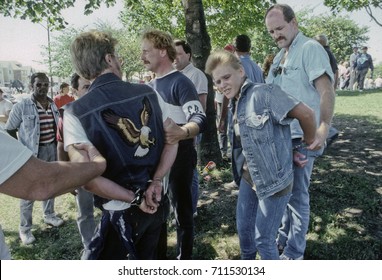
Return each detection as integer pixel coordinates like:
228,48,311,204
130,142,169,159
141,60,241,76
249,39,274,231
0,89,381,259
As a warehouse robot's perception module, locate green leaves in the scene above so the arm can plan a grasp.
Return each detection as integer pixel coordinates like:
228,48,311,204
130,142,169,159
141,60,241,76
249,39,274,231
0,0,117,30
324,0,382,26
298,9,369,63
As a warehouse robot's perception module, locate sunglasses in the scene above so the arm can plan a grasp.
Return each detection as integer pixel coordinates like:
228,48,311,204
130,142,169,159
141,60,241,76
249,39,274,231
272,66,284,77
36,83,49,87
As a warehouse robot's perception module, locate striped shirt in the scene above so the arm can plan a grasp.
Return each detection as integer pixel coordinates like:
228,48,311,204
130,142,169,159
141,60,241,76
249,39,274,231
38,105,56,144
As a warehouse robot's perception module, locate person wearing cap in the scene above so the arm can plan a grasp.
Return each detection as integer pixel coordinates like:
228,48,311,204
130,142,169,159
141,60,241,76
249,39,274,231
349,46,358,90
354,46,374,91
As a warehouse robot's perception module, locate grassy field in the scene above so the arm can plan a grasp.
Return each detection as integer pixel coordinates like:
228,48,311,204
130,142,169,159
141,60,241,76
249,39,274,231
0,89,381,260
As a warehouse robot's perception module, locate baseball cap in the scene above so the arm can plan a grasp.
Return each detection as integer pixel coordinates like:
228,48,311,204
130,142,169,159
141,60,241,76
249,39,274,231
224,44,235,53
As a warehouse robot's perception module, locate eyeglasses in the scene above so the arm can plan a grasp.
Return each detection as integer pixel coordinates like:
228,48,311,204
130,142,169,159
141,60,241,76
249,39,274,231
272,66,284,77
36,83,49,87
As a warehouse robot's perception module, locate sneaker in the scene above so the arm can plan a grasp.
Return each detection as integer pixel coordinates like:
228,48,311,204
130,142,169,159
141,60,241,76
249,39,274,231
279,253,304,260
223,180,238,188
44,216,64,227
19,231,36,245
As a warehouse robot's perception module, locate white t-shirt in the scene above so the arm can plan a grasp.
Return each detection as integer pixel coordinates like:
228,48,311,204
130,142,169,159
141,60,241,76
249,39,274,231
0,129,33,185
0,99,13,129
181,63,208,95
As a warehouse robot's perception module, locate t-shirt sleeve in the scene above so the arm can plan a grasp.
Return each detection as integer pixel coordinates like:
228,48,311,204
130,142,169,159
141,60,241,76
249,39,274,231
63,111,92,151
155,91,170,121
303,42,334,86
0,131,33,185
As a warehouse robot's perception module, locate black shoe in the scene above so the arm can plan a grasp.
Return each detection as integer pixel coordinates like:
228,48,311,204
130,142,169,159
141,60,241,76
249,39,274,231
326,133,338,147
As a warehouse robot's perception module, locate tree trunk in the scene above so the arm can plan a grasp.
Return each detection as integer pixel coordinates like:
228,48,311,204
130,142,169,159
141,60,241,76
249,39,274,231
182,0,223,167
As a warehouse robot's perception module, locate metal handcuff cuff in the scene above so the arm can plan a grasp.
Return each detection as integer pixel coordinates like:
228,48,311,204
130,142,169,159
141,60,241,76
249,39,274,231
130,188,145,206
130,178,162,206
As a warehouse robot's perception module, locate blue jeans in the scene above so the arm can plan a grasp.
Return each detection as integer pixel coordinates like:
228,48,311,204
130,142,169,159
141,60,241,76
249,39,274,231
0,225,11,260
236,178,291,260
277,145,322,259
19,143,57,233
75,187,96,251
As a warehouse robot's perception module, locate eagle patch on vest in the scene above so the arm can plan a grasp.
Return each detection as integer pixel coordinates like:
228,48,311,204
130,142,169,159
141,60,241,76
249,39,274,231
102,97,155,158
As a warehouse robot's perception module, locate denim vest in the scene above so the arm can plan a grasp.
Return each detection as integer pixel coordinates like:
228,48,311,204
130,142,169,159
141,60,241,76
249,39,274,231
234,81,298,200
5,95,59,157
65,73,165,207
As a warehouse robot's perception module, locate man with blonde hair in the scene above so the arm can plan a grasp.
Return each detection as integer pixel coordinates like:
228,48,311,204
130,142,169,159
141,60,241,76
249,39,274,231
141,29,206,259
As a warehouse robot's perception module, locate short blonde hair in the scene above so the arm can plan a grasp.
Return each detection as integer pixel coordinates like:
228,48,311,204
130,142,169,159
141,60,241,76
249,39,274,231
205,50,242,76
141,29,177,62
71,30,118,80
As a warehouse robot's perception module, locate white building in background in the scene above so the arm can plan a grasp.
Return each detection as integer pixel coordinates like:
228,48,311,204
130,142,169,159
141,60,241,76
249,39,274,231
0,61,34,92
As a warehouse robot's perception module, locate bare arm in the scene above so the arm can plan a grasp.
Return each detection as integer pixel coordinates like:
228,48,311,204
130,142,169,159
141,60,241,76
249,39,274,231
312,74,335,150
164,118,200,144
145,118,178,207
0,145,106,201
67,144,135,203
144,141,178,207
57,141,70,161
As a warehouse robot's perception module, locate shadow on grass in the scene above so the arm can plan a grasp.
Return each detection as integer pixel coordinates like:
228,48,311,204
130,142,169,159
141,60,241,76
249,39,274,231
182,113,382,260
306,114,382,259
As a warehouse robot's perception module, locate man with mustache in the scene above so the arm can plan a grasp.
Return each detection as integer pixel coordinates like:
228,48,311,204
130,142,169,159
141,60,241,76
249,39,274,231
265,4,335,260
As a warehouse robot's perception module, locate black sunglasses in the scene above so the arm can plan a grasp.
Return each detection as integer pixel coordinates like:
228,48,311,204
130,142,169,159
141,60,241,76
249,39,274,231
272,66,284,77
36,83,49,87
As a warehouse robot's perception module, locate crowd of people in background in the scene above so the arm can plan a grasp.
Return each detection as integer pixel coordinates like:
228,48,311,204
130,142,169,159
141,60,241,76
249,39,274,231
0,2,380,261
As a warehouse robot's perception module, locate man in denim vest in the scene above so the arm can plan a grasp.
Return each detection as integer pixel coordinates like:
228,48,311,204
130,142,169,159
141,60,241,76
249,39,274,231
64,30,178,259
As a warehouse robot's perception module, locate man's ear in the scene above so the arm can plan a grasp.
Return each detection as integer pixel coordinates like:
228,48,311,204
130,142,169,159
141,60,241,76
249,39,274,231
105,53,113,65
159,49,167,58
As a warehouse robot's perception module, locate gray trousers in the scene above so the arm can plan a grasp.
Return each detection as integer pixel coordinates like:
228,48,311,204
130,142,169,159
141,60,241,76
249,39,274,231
356,68,369,90
75,187,96,250
19,142,58,233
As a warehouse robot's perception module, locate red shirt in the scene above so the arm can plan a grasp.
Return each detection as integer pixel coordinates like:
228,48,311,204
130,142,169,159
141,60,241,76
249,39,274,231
53,94,75,109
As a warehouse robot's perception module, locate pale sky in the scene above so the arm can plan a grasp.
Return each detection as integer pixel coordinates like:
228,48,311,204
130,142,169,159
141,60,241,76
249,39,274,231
0,0,381,71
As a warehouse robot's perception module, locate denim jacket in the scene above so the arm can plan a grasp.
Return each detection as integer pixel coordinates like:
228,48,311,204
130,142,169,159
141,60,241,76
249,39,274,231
5,95,59,157
233,80,300,200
